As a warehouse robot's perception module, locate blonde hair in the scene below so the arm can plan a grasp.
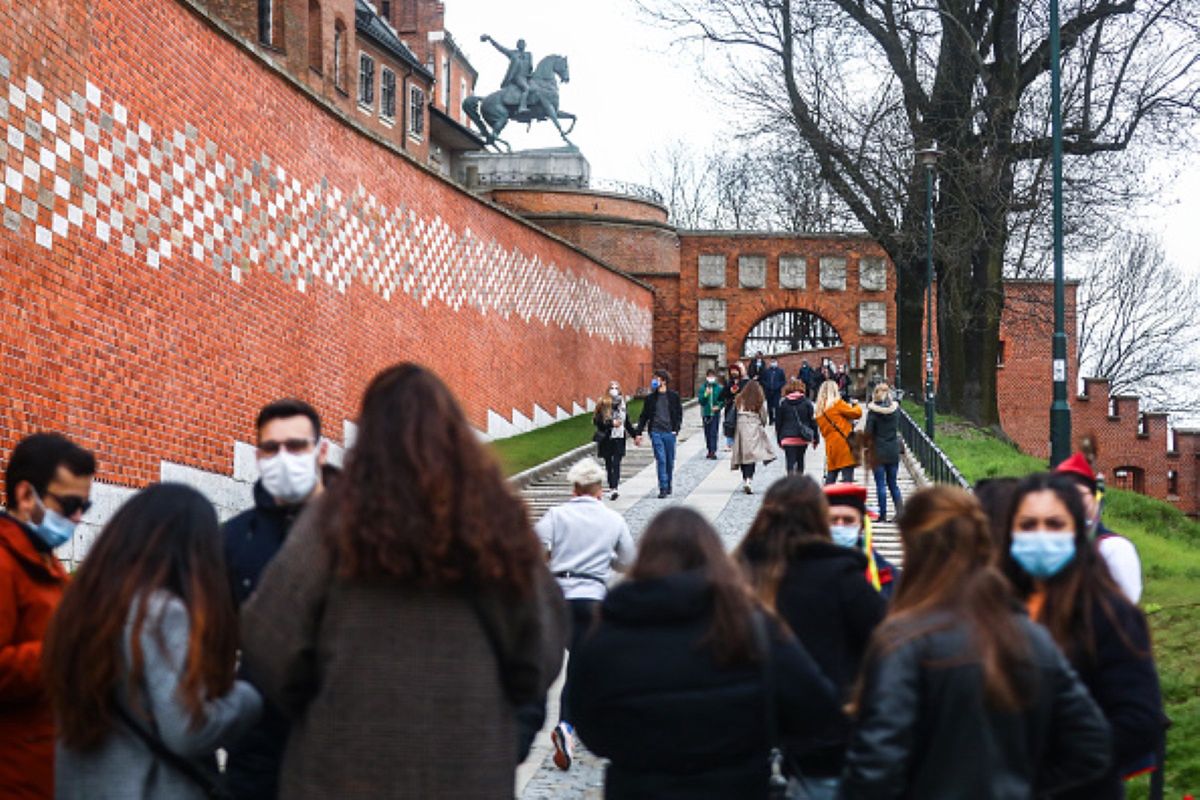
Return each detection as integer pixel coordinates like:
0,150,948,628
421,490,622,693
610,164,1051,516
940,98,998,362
567,458,606,488
814,381,841,416
873,383,891,403
596,394,614,420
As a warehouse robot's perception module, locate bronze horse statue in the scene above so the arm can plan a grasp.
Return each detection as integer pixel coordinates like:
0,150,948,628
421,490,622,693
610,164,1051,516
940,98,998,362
463,54,577,152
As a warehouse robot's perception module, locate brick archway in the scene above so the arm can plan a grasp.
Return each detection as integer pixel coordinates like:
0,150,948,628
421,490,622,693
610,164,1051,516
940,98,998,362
740,308,845,358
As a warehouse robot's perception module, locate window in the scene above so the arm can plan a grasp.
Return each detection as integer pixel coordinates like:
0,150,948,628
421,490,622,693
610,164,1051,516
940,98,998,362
441,57,451,109
380,0,391,19
742,310,843,356
996,340,1006,367
359,52,375,108
459,78,467,121
258,0,273,45
1168,469,1179,497
381,68,396,121
408,85,425,138
333,20,347,91
307,0,322,73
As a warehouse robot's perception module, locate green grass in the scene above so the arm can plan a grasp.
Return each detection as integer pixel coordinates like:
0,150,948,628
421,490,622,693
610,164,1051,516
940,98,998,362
490,400,643,477
908,400,1200,797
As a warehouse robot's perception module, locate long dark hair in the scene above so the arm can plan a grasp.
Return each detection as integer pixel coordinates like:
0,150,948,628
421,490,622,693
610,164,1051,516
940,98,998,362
734,475,830,608
974,477,1020,554
870,486,1032,711
323,363,542,596
44,484,237,750
632,507,759,666
1000,472,1139,661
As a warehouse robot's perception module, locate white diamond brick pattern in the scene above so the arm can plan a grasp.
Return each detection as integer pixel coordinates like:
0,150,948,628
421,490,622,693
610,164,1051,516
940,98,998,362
0,66,652,347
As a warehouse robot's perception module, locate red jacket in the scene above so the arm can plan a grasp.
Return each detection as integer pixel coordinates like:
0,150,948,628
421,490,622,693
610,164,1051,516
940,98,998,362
0,514,68,799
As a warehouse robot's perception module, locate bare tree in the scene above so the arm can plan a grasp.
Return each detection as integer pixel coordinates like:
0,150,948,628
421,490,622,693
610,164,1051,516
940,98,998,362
641,139,717,229
1078,233,1200,406
639,0,1200,424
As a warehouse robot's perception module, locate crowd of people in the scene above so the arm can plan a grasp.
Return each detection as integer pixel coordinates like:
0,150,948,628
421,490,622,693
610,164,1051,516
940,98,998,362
0,360,1164,799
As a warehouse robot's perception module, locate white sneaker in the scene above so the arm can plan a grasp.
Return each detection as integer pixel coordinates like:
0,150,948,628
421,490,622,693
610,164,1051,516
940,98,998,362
552,722,575,770
743,479,753,495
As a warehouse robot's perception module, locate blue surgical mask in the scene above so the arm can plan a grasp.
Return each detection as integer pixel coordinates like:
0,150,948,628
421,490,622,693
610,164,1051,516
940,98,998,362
1010,531,1076,579
830,524,860,548
31,495,77,550
650,379,661,390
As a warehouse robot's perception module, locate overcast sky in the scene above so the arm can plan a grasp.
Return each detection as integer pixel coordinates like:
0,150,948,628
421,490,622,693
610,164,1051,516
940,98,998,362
444,0,1200,278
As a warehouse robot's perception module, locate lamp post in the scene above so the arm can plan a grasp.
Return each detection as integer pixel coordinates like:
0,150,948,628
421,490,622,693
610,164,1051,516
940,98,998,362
916,145,940,440
1048,0,1072,465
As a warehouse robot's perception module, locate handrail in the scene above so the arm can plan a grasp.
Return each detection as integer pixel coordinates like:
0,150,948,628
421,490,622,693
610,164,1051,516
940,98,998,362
896,405,972,490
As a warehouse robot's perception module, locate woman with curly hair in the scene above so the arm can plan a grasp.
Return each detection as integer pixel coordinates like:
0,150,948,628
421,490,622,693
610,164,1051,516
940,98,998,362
241,363,568,799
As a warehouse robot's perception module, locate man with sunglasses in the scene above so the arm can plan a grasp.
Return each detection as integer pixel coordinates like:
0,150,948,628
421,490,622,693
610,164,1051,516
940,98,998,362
0,432,95,799
224,399,327,800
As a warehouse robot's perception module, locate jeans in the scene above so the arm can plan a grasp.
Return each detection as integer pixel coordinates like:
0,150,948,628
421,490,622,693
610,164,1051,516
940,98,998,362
702,414,721,455
783,444,807,474
789,775,841,800
873,462,903,517
559,599,600,724
650,430,677,492
765,391,780,424
825,466,854,485
603,452,623,490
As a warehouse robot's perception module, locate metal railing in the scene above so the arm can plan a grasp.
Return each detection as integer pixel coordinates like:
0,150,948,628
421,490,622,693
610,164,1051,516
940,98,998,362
897,405,971,490
588,178,664,205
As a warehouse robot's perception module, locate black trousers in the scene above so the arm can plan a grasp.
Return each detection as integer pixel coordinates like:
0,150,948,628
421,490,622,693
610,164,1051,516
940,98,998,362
741,463,756,480
783,444,807,474
559,598,600,724
603,453,622,489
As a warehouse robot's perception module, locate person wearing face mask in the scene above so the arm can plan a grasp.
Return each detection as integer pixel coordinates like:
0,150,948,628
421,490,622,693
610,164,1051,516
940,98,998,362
633,370,683,499
0,432,95,799
760,357,787,425
824,483,899,600
1055,449,1143,603
1001,473,1165,800
696,369,723,460
593,386,627,500
734,476,885,796
222,399,327,800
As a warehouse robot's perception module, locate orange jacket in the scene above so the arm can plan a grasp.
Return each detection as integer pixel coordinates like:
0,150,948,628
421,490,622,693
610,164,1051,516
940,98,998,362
817,399,863,472
0,514,69,799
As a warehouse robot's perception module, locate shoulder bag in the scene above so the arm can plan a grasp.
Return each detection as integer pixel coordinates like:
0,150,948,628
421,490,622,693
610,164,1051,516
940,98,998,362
750,613,796,800
786,402,817,444
115,703,234,800
822,409,864,464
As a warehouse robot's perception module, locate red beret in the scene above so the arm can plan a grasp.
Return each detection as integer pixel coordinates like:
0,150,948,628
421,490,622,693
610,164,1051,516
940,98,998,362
1055,452,1097,489
824,483,867,513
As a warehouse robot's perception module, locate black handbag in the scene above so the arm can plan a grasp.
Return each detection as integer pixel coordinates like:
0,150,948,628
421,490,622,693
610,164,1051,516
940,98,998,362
750,613,797,800
115,703,234,800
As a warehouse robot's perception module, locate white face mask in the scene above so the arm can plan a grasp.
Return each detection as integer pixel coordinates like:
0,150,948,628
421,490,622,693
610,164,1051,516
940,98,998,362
259,447,320,505
830,524,861,548
610,388,620,397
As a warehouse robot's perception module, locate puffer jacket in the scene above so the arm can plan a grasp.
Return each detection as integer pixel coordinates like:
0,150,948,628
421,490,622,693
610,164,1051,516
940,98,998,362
865,400,901,466
841,612,1113,799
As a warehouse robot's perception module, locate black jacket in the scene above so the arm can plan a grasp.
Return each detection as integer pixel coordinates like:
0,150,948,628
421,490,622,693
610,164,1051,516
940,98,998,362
222,481,308,800
568,571,842,799
1054,594,1166,800
772,542,887,776
760,366,787,394
775,394,818,445
865,400,901,465
634,389,683,435
594,410,628,459
842,613,1112,799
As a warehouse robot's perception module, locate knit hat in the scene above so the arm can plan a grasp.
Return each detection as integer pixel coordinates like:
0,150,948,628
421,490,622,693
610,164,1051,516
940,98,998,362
1055,452,1097,490
824,483,867,515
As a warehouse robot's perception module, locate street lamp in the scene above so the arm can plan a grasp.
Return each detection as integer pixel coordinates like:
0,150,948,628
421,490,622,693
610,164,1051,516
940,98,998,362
916,145,940,440
1048,0,1072,465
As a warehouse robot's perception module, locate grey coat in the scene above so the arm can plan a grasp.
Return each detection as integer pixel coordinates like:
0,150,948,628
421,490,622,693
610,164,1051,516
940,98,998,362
56,592,263,800
731,406,777,468
240,496,569,800
865,400,901,466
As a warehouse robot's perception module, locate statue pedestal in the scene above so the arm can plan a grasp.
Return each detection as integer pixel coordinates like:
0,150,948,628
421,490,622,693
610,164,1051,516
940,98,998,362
460,148,590,190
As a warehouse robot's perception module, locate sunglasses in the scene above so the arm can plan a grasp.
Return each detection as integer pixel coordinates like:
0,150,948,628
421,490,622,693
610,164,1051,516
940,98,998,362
44,491,93,517
257,438,316,456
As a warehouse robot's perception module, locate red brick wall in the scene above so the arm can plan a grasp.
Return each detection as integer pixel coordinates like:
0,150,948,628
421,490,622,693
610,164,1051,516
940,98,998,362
0,0,652,488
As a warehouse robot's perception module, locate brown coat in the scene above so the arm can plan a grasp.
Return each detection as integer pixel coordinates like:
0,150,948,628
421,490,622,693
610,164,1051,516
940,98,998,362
0,514,69,800
730,406,776,469
817,399,864,472
240,498,568,800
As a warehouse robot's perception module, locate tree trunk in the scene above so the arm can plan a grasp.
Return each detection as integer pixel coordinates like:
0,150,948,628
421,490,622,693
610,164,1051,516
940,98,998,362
894,256,925,397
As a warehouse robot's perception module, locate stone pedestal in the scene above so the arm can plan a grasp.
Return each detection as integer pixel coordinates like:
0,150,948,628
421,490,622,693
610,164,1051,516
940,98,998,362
460,147,590,190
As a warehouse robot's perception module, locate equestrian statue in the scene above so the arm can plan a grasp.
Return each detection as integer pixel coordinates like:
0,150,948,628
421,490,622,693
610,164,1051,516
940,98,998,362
463,34,577,152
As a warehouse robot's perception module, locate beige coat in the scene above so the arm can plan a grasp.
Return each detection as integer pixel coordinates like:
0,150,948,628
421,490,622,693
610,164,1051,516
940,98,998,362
240,497,568,799
730,406,777,468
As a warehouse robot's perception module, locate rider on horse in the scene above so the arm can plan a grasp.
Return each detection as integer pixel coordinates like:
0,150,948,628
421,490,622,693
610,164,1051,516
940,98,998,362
481,34,533,115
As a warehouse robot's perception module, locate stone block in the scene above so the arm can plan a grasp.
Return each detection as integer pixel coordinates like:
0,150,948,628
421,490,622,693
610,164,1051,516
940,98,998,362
860,257,887,291
820,256,847,290
699,299,727,331
860,302,887,334
698,341,727,366
698,254,726,287
738,255,766,288
860,344,887,366
779,255,806,289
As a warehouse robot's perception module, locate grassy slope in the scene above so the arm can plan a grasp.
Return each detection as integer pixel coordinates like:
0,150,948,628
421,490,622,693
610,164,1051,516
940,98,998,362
911,402,1200,797
489,400,644,477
